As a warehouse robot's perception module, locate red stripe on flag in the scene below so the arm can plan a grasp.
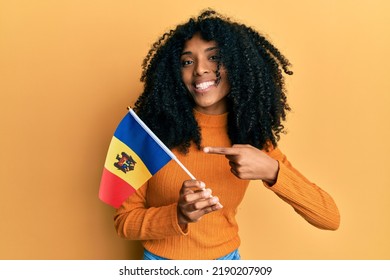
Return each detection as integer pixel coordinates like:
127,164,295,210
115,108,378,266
99,168,136,208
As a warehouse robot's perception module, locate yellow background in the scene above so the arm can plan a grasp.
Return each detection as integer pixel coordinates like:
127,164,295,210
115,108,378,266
1,0,389,259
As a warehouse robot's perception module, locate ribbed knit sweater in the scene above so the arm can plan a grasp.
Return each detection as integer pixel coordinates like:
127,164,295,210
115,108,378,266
114,110,340,259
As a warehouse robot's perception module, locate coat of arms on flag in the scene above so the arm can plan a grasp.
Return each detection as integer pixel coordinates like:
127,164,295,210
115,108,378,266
114,152,136,173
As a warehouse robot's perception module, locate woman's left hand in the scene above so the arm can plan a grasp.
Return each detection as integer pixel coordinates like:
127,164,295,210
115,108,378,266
204,144,279,185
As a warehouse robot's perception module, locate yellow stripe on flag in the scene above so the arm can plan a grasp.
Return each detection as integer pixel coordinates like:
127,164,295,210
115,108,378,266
104,136,152,189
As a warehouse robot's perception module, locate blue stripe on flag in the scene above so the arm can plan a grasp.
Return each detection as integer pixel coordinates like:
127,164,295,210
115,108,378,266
113,113,172,175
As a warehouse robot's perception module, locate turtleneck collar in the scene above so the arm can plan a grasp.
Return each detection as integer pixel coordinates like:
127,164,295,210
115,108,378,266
193,109,228,128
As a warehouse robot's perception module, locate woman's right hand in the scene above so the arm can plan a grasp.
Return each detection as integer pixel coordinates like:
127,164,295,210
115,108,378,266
177,180,223,228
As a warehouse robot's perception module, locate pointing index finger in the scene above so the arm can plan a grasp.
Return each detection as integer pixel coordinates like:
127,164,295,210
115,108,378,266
203,146,240,155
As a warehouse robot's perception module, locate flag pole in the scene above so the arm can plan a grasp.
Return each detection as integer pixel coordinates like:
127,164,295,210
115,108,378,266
127,107,196,180
172,158,196,180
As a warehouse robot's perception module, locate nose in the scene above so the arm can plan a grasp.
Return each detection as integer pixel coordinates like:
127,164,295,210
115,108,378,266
193,60,210,76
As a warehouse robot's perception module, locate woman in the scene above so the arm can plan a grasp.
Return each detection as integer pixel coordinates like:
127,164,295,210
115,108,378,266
114,9,340,260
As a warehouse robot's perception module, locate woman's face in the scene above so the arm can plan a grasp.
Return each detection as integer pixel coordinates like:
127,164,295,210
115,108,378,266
181,33,230,115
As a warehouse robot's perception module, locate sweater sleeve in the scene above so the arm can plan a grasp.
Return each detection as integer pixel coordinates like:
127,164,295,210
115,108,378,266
264,147,340,230
114,183,188,240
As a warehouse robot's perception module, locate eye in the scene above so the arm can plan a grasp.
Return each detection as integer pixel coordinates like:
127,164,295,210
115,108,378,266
181,59,193,67
209,55,220,62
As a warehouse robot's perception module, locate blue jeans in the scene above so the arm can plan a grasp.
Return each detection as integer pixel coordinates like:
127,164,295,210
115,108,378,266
143,248,241,260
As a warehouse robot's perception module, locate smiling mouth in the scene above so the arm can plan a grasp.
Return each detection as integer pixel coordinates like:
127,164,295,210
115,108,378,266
194,80,216,91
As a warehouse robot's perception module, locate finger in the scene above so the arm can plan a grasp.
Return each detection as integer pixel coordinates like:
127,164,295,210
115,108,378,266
182,188,212,203
194,200,224,219
210,201,223,211
228,161,237,168
197,202,223,216
203,146,240,155
192,196,220,211
232,144,251,148
179,198,223,223
184,196,221,213
180,180,206,194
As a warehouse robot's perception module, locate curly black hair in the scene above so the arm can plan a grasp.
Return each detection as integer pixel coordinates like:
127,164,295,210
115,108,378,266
134,9,293,153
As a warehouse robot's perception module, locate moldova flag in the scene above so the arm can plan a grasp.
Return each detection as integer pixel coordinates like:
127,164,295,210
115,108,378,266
99,108,175,208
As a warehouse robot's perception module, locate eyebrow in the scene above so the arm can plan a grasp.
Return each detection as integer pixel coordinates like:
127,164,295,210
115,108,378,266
181,46,219,56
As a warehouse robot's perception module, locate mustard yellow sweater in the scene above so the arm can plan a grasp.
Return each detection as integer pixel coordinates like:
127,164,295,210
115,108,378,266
114,110,340,259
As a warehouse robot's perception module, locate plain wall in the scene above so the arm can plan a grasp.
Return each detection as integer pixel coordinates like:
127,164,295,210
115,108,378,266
1,0,389,259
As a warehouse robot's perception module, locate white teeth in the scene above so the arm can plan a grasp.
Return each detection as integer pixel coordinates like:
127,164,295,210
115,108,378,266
195,81,215,90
